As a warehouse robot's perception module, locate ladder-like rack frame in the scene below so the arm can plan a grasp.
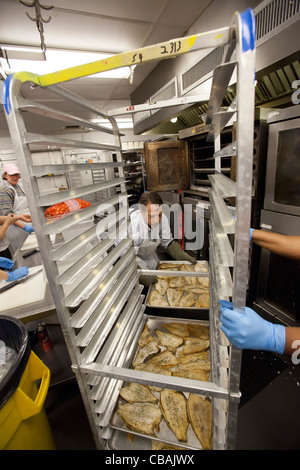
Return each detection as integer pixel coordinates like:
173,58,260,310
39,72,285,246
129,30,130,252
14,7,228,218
3,8,256,450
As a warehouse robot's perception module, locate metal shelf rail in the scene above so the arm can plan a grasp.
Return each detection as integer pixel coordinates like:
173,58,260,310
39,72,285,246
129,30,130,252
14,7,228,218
207,8,256,449
3,8,256,450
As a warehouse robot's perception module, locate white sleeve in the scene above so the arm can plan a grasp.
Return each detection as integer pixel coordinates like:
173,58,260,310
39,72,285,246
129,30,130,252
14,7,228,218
159,213,174,250
129,211,144,248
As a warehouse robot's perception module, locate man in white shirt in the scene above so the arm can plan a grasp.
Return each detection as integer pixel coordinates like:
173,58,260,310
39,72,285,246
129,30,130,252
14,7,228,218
130,192,196,285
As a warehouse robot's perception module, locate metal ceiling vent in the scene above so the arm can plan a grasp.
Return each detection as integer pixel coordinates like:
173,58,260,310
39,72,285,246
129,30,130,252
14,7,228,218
181,47,225,95
255,0,300,43
181,0,300,95
133,78,177,125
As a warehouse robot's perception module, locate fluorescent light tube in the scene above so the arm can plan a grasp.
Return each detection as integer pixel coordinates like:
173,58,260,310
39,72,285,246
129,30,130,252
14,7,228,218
0,49,132,79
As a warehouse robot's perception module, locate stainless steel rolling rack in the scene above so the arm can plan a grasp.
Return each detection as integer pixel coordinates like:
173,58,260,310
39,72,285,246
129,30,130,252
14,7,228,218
3,8,256,450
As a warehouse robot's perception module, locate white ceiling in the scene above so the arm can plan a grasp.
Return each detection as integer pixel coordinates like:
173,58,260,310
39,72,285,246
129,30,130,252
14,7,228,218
0,0,215,110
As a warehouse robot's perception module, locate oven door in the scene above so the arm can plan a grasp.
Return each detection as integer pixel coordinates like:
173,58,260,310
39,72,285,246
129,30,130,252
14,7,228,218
181,194,210,261
264,117,300,216
144,140,189,191
255,210,300,326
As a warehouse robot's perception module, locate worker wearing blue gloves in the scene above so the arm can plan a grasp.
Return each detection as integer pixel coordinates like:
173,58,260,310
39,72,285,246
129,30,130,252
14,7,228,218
0,256,13,270
0,213,32,258
0,163,34,233
23,224,34,233
0,214,29,282
220,300,286,354
220,229,300,356
0,256,28,282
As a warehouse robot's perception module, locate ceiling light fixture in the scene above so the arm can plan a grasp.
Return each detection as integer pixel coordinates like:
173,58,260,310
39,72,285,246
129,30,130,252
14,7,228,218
0,48,133,79
170,117,178,123
91,117,133,129
0,45,45,61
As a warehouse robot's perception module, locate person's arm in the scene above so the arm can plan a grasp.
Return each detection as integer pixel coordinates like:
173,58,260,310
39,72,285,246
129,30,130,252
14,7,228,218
0,215,12,225
0,215,14,239
167,240,197,264
252,230,300,260
159,214,197,264
16,214,32,223
0,214,26,239
0,214,33,235
0,269,8,281
284,328,300,355
0,266,29,282
219,300,300,357
13,216,33,231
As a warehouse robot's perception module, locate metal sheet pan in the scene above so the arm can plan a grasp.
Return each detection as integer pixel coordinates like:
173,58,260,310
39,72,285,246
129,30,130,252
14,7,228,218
145,260,209,310
109,316,210,450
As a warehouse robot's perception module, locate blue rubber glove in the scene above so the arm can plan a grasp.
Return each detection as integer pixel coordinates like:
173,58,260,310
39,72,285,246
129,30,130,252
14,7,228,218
0,257,14,270
23,224,34,234
219,300,286,354
6,267,29,282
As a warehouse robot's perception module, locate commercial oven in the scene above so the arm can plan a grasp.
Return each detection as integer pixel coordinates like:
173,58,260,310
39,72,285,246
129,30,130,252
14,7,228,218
181,191,210,262
254,210,300,326
263,106,300,217
254,106,300,326
144,140,189,192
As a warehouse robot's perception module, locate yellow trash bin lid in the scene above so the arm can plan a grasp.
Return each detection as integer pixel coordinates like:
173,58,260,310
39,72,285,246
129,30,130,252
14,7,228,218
0,316,55,450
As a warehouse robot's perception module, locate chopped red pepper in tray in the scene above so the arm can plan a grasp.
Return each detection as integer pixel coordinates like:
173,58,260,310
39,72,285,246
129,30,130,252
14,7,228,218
45,198,91,219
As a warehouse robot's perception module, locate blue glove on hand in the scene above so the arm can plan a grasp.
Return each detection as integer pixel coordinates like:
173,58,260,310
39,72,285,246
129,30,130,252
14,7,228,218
0,257,14,269
6,267,29,282
23,224,34,234
233,216,254,241
219,300,286,354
